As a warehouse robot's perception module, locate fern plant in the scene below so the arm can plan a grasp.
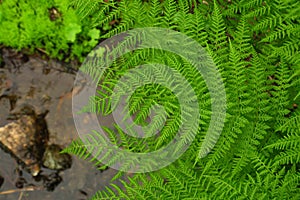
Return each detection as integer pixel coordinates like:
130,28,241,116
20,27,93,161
63,0,300,199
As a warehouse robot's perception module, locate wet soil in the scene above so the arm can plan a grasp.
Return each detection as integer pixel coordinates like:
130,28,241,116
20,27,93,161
0,48,119,200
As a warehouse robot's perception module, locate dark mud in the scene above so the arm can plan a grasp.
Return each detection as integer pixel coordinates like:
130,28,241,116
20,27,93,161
0,48,119,200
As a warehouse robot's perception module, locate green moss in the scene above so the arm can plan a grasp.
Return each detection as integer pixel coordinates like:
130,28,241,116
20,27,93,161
0,0,107,62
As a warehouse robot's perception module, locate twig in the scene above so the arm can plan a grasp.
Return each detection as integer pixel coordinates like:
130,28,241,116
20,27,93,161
0,186,43,195
36,48,48,55
18,191,24,200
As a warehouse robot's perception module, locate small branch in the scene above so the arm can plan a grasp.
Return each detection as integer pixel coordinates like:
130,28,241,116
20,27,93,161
18,192,24,200
36,48,49,55
0,186,43,195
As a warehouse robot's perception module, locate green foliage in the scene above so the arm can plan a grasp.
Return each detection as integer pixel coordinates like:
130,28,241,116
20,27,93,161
0,0,109,61
16,0,298,199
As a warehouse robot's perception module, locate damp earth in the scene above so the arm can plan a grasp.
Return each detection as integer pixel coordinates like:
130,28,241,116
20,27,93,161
0,48,119,200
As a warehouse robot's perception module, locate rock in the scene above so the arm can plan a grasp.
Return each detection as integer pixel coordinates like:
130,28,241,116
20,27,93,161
15,177,27,188
0,104,49,176
42,144,72,170
42,172,62,191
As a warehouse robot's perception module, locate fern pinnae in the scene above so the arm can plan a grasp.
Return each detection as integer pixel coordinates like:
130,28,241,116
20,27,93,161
63,0,300,199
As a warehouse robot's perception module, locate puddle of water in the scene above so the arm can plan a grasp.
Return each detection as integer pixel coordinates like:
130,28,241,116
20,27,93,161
0,50,119,200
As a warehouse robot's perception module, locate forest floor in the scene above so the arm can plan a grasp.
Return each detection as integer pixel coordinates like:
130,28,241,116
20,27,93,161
0,48,118,200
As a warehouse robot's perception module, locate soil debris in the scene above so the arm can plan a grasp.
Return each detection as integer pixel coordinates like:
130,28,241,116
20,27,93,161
0,175,4,189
